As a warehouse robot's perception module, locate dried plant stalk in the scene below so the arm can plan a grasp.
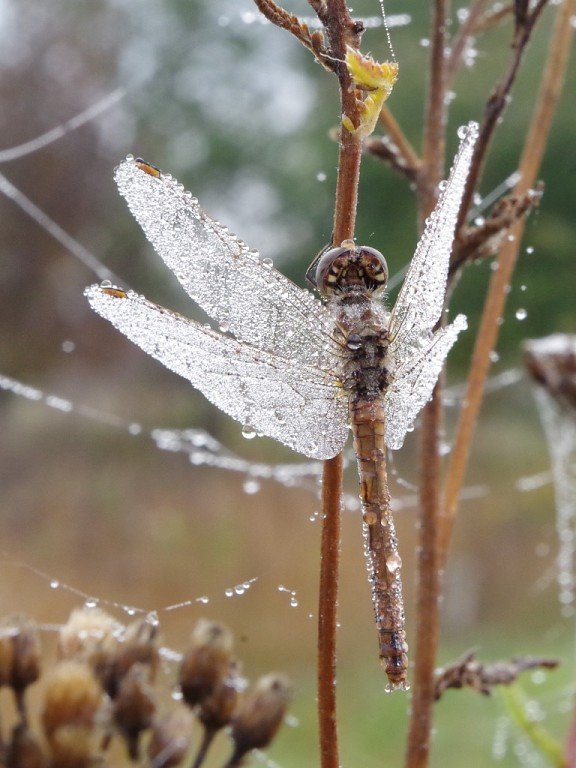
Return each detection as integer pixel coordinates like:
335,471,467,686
440,0,576,564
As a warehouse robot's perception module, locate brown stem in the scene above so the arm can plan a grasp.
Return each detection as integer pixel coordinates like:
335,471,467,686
376,105,422,175
405,2,448,767
405,386,443,768
452,0,552,248
419,0,448,216
190,727,216,768
317,453,343,768
315,5,362,768
440,0,576,566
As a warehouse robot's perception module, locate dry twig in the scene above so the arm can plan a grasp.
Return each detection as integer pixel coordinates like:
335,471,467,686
434,651,558,700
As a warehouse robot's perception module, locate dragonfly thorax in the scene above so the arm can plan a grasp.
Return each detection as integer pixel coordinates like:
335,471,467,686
315,244,388,298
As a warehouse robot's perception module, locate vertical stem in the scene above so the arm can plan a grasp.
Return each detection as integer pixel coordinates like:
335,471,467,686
439,0,576,565
317,453,343,768
316,4,362,766
406,2,448,767
405,387,443,768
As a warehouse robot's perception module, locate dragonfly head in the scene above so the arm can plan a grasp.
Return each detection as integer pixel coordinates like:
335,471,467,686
313,242,388,298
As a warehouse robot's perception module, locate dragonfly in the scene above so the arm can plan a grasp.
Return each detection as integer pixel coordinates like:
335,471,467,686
86,121,478,690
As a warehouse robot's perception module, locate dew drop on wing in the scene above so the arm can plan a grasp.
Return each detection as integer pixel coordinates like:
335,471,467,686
242,425,256,440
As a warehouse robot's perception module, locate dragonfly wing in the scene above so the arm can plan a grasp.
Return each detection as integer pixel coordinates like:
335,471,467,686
384,314,467,450
387,123,477,361
86,285,349,460
114,159,340,368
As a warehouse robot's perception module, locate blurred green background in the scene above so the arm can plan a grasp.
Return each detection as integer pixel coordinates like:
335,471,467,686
0,0,575,765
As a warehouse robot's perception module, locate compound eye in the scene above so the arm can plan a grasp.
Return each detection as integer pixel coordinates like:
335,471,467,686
357,246,388,296
314,246,354,296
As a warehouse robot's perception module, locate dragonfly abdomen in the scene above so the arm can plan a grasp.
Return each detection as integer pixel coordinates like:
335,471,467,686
350,397,409,690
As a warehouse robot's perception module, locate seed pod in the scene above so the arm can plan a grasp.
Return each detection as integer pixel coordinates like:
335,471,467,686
42,661,103,741
7,616,41,694
179,620,233,707
197,662,240,732
229,674,292,763
111,617,159,694
113,663,156,759
147,710,193,768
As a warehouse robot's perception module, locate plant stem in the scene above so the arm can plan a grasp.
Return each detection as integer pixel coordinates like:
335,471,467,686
316,4,362,766
405,1,448,766
440,0,576,566
317,453,343,768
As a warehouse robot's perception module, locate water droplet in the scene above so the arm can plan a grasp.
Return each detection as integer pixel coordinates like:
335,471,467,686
50,579,60,589
290,597,299,608
234,586,245,595
219,320,230,333
316,171,327,182
420,37,430,47
438,179,448,191
128,422,142,435
242,425,256,440
489,351,499,362
243,479,261,495
84,597,98,608
100,279,112,288
386,552,402,574
224,589,234,598
124,606,137,616
61,340,75,353
171,689,183,701
515,308,528,321
526,246,534,254
262,257,273,268
197,596,209,605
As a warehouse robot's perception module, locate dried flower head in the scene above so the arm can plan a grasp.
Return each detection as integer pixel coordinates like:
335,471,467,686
42,661,103,740
0,616,41,695
179,619,234,707
113,663,156,759
111,616,160,692
198,661,241,732
229,673,293,762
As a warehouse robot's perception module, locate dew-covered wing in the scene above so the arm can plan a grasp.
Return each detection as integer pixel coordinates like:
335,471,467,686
86,285,349,460
114,158,340,368
387,123,477,362
384,315,467,450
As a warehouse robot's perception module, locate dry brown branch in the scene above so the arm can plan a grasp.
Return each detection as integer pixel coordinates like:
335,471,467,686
405,0,449,764
252,0,331,69
440,0,576,566
364,106,421,181
434,651,559,700
450,185,543,272
452,0,552,249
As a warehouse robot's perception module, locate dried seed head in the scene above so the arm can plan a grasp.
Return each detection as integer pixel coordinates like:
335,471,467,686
6,724,47,768
58,606,120,663
0,622,16,687
42,661,103,741
112,617,160,692
57,606,121,696
197,662,241,732
113,663,156,759
9,616,41,694
147,710,193,768
230,674,292,759
179,619,233,707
